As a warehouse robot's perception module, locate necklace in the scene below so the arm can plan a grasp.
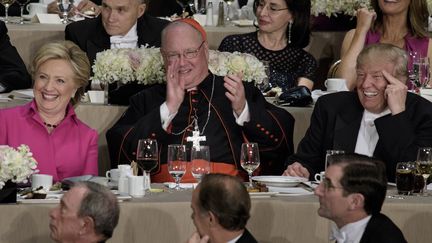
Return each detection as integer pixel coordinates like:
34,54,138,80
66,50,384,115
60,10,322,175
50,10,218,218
43,122,58,128
172,74,215,136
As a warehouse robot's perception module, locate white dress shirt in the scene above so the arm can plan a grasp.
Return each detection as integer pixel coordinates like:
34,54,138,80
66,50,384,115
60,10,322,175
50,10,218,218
110,23,138,49
330,215,372,243
354,109,391,156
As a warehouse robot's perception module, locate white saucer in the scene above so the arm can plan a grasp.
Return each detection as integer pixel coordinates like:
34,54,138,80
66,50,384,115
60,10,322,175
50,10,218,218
22,14,33,21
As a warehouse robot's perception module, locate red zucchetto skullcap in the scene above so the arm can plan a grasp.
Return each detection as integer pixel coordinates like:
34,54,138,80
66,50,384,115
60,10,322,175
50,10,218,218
175,18,207,41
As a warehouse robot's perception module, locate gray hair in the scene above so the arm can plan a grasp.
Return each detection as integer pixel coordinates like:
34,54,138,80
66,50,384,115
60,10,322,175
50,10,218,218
75,181,120,241
357,43,408,83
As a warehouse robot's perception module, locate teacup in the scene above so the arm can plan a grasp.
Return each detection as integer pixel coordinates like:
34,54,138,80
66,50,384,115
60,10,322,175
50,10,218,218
26,3,47,18
325,78,347,92
88,90,105,104
314,171,325,183
106,168,120,182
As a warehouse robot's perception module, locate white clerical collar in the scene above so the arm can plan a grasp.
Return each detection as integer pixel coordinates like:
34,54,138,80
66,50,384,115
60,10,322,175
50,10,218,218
110,23,138,49
363,108,391,126
330,215,372,243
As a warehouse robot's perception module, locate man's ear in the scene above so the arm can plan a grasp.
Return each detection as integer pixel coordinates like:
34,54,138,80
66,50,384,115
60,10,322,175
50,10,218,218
80,216,96,236
137,3,146,18
208,211,218,227
348,193,365,211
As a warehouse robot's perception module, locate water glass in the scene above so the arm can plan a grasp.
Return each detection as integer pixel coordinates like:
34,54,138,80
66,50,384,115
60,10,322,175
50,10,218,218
0,0,16,24
58,0,74,24
240,142,260,188
395,162,415,195
191,145,211,183
167,144,187,191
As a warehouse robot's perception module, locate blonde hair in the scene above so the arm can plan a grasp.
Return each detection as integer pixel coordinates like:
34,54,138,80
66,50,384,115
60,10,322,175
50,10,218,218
30,41,90,105
357,43,408,83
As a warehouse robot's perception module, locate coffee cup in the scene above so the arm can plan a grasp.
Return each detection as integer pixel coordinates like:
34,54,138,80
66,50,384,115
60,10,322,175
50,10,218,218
314,171,325,183
324,78,347,92
106,168,120,182
26,3,47,18
31,174,53,190
128,175,145,197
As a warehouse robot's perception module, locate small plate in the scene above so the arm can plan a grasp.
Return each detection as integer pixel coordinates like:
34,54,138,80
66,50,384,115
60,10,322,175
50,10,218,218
47,189,63,195
249,192,278,198
252,176,308,187
22,14,33,21
231,20,254,27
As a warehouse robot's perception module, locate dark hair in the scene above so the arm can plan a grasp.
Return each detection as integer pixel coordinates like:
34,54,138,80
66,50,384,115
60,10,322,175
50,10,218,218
330,153,387,215
371,0,429,38
253,0,311,48
76,181,120,241
198,174,251,231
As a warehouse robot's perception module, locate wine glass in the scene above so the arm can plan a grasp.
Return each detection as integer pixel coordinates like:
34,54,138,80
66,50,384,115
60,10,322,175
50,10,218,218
16,0,30,24
57,0,74,24
325,150,345,168
0,0,16,24
416,147,432,196
224,0,235,22
167,144,187,191
191,145,211,183
136,139,158,192
240,142,260,188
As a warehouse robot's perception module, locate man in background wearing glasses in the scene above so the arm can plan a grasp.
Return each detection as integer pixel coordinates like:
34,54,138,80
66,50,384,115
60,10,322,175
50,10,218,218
107,19,294,182
315,153,406,243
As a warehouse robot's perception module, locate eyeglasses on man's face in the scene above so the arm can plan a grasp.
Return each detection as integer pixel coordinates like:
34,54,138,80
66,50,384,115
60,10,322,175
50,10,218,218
255,0,289,15
163,41,205,61
321,178,344,191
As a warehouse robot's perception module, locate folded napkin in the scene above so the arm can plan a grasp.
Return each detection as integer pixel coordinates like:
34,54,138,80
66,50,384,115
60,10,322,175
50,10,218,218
164,182,197,189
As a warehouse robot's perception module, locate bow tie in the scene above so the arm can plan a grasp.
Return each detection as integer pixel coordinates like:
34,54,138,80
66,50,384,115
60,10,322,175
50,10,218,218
330,227,347,243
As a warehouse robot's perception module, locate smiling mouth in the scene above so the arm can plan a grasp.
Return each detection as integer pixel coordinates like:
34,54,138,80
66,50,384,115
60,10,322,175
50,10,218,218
363,91,378,97
42,93,59,101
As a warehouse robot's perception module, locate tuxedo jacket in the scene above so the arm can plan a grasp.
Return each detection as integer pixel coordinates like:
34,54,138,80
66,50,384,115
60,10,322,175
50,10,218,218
360,213,407,243
236,228,258,243
65,13,169,67
287,91,432,181
65,14,169,104
106,74,294,181
0,21,31,93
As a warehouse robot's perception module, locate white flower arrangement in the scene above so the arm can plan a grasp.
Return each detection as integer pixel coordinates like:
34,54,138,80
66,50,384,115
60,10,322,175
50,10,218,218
311,0,371,17
91,46,165,85
0,145,38,190
91,47,267,86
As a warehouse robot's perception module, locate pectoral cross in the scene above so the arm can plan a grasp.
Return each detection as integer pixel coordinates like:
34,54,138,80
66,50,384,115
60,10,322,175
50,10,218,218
186,119,206,151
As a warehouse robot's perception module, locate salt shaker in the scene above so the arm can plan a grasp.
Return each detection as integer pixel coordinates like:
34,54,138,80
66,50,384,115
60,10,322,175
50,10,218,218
217,1,224,26
205,2,213,26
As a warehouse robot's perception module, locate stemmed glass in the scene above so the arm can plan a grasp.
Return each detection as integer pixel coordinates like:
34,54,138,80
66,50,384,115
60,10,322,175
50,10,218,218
240,143,260,188
325,150,345,168
136,139,158,192
167,144,187,191
416,147,432,196
57,0,74,24
0,0,16,24
176,0,195,17
191,145,211,183
16,0,30,24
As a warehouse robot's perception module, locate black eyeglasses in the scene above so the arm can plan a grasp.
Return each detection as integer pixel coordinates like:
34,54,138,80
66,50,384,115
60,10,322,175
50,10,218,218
163,41,205,61
255,0,289,15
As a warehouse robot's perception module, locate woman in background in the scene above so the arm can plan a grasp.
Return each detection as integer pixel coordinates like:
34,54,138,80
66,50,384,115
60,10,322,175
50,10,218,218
337,0,431,90
218,0,316,91
0,41,98,182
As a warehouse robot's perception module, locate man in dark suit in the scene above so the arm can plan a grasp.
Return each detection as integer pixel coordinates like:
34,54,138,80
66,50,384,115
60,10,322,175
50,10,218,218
65,0,169,105
284,43,432,182
187,173,258,243
0,21,31,93
314,153,406,243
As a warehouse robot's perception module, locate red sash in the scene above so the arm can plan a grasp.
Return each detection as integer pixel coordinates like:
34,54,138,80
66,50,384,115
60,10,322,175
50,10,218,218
151,162,238,183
